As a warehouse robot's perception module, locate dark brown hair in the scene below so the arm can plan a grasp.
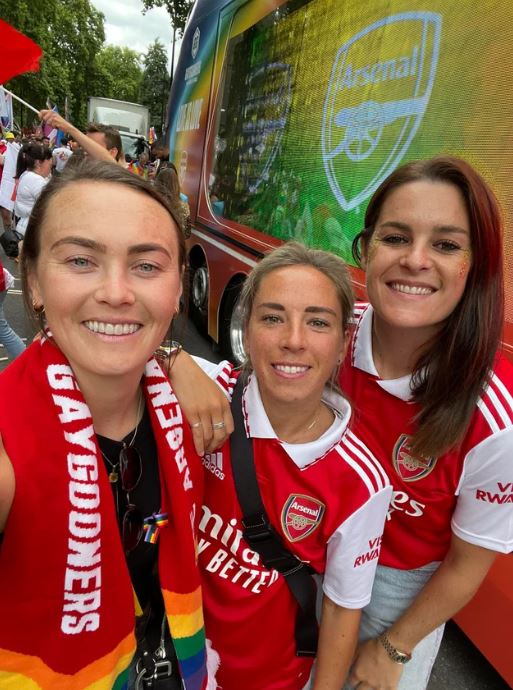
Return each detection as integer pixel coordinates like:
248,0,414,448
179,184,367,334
20,159,186,324
86,122,123,161
353,155,504,456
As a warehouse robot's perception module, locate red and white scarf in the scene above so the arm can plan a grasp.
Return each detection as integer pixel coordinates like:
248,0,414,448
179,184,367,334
0,338,209,690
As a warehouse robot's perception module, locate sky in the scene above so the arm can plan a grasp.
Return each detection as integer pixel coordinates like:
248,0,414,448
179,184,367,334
90,0,183,70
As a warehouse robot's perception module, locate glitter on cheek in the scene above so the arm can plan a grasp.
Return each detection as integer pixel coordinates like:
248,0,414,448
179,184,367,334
365,235,380,262
458,249,472,278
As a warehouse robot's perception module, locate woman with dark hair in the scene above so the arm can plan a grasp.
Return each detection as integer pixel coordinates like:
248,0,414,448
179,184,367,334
341,155,513,689
13,141,53,237
0,161,214,690
167,155,513,689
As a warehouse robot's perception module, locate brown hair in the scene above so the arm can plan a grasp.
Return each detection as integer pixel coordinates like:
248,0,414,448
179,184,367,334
86,122,123,161
239,241,354,387
353,155,504,456
20,159,186,326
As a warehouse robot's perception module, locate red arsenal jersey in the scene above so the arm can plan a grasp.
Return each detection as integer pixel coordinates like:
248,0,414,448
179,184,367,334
341,304,513,570
195,359,391,690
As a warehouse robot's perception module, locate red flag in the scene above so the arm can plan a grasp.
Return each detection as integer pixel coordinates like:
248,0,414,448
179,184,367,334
0,20,42,84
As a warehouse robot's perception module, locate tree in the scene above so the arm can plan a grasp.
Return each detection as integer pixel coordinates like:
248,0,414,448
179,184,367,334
95,46,143,104
140,0,193,36
0,0,106,129
140,40,169,133
140,0,194,80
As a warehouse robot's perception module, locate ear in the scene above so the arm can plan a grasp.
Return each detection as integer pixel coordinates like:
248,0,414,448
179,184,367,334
359,239,369,270
338,329,351,366
27,270,43,311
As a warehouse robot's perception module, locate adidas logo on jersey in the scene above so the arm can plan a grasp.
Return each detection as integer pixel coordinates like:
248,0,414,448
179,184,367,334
203,452,225,480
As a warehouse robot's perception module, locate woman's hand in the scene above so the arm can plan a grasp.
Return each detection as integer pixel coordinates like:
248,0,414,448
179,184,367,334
168,351,234,456
347,637,403,690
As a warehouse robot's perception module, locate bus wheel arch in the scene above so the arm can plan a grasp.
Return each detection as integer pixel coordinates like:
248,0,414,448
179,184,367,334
188,246,209,334
218,276,247,364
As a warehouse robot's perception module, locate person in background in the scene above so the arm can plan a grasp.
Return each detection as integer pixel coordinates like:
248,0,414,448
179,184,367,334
0,258,25,361
0,160,215,690
154,164,191,238
13,141,53,239
39,110,124,165
0,132,20,230
52,135,72,173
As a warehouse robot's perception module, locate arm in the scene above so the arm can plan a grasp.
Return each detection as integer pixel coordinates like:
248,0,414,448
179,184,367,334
348,535,497,690
38,110,116,164
312,596,361,690
0,434,15,533
168,350,234,456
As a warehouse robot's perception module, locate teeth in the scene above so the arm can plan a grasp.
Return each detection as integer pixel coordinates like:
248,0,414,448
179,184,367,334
390,283,434,295
84,320,139,335
275,364,308,374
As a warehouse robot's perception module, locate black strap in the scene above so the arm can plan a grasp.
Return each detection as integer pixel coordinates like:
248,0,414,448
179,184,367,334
229,375,318,656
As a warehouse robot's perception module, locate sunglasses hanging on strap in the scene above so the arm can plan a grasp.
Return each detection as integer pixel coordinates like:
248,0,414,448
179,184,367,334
229,375,318,657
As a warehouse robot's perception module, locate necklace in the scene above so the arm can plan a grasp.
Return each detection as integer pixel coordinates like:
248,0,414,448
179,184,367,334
305,412,319,431
99,392,144,483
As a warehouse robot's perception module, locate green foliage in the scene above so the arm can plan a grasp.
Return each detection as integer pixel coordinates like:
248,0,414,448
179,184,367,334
1,0,106,130
140,0,193,36
140,39,169,132
95,46,143,104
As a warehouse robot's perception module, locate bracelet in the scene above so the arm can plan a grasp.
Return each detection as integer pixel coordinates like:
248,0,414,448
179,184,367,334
378,632,412,665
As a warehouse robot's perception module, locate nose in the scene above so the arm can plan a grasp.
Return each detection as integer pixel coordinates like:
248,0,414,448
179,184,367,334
399,240,433,271
280,319,305,352
95,267,135,306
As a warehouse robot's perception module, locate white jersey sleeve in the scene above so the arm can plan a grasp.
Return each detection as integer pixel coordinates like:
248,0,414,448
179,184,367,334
191,356,236,398
323,485,392,608
452,426,513,553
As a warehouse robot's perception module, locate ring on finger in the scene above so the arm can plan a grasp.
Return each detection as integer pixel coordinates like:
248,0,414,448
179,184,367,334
191,421,202,429
212,421,225,430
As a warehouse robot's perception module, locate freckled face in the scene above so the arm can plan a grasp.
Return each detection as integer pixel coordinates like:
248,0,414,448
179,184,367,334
28,181,183,386
244,265,347,413
362,180,472,339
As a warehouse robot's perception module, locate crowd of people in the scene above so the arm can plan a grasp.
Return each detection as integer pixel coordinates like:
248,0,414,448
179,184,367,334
0,110,512,690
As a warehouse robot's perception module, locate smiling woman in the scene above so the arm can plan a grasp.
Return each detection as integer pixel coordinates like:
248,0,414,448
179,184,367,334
167,242,392,690
0,161,213,690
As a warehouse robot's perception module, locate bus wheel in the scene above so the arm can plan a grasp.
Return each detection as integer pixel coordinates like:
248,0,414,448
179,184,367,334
189,262,208,334
219,284,245,365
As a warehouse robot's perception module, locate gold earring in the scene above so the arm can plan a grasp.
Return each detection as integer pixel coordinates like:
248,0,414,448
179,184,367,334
33,302,45,314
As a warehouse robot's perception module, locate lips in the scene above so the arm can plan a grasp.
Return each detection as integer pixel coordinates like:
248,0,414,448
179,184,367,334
83,320,141,335
388,282,435,296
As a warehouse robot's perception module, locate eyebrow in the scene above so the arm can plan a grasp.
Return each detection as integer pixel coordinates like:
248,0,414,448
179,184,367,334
256,302,338,317
50,236,172,257
378,221,469,236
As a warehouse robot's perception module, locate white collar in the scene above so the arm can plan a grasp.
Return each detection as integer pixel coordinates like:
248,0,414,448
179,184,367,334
243,374,352,468
352,304,414,402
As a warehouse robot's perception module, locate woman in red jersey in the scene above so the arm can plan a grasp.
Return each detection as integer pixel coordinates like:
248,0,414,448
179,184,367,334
173,243,391,690
340,155,513,690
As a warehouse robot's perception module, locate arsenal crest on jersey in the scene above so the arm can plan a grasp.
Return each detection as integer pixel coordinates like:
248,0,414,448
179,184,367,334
392,434,437,481
281,494,325,542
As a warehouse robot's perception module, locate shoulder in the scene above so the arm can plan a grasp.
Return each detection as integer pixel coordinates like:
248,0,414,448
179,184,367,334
334,428,390,496
475,354,513,437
